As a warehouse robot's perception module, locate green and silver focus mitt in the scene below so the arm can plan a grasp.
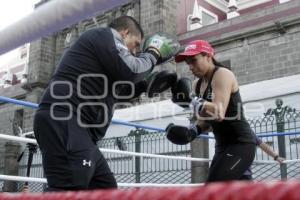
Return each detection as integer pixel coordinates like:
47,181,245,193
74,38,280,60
143,32,180,65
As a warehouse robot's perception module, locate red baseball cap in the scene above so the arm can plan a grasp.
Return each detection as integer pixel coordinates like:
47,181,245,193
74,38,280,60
175,40,215,63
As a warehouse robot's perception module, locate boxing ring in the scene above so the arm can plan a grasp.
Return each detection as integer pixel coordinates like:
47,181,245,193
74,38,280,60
1,0,300,199
1,92,300,199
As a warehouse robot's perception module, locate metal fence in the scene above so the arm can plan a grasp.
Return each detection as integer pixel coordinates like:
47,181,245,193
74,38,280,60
248,105,300,181
100,129,192,185
1,103,300,192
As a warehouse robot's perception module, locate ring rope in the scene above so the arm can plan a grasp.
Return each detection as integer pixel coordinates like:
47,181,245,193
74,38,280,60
0,0,299,196
0,174,203,187
0,133,210,162
1,133,299,164
0,0,131,55
100,148,211,162
0,133,37,144
1,180,300,200
0,96,165,133
102,148,300,164
1,96,299,138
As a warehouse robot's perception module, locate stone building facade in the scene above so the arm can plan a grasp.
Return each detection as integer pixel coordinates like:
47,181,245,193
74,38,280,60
0,0,300,188
0,0,180,190
177,0,300,85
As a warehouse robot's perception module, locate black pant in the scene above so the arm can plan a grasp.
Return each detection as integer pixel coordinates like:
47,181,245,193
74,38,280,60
34,109,117,191
207,143,256,182
239,174,253,181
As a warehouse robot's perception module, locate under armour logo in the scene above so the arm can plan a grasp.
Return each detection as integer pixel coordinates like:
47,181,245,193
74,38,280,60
83,159,92,167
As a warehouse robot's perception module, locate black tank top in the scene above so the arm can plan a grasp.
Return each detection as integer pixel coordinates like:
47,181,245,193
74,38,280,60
195,66,255,151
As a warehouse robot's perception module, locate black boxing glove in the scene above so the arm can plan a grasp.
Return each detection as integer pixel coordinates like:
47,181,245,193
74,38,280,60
165,123,202,145
116,80,148,102
171,77,192,109
146,70,177,98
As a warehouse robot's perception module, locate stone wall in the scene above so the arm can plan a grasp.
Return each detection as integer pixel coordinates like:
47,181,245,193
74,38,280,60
0,0,181,164
178,0,300,85
1,0,300,185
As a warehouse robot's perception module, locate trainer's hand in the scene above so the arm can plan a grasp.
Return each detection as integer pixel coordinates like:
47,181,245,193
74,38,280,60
165,123,199,145
143,32,180,65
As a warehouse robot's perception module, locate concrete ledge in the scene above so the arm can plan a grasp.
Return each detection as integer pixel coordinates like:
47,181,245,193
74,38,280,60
179,0,300,45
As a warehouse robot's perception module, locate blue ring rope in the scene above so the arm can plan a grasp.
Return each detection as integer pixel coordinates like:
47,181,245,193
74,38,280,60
1,96,300,139
0,96,164,132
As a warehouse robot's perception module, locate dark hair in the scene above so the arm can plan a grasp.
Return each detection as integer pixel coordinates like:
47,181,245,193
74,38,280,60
212,57,231,70
109,16,144,38
200,52,230,70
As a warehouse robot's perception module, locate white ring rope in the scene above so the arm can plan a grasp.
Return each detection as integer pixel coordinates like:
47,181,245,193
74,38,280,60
253,159,300,164
0,133,299,164
0,133,36,145
100,148,211,162
0,175,46,184
0,174,203,188
0,133,210,162
0,0,130,55
117,182,203,187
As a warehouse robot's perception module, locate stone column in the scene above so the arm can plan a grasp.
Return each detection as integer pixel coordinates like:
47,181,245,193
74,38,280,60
2,142,21,192
191,138,209,183
27,35,56,89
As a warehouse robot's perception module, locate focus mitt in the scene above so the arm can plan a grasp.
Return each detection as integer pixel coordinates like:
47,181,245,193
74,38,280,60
143,32,180,65
171,77,192,108
147,70,177,98
116,80,148,102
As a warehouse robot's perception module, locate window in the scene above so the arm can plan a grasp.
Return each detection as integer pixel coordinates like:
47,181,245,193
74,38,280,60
84,17,107,31
187,4,218,31
64,32,72,46
200,7,218,26
202,11,217,26
13,109,24,136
